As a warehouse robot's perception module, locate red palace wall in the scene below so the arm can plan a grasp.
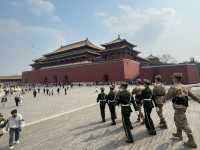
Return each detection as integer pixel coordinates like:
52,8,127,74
140,64,200,84
22,59,140,83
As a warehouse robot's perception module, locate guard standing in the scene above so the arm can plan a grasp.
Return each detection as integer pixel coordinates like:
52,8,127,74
106,85,117,125
165,73,200,148
153,75,167,129
141,79,156,135
97,87,107,122
132,79,144,123
116,82,134,143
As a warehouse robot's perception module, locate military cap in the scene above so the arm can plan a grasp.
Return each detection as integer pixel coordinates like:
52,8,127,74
143,79,151,85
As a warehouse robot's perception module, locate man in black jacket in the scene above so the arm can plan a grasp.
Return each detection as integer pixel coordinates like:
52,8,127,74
106,85,117,125
116,82,134,143
97,87,107,122
141,79,156,135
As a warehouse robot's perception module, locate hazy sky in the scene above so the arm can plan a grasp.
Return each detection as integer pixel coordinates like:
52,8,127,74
0,0,200,75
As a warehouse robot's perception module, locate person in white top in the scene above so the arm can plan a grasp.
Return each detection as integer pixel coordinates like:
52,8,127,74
6,109,24,150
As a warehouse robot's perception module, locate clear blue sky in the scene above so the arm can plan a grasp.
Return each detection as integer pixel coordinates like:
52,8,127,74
0,0,200,75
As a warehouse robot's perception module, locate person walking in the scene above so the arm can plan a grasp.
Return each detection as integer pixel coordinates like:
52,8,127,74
141,79,157,136
14,95,20,107
33,89,37,98
153,75,167,129
165,73,200,148
116,82,134,143
97,87,107,122
6,109,24,150
106,85,117,125
132,79,144,123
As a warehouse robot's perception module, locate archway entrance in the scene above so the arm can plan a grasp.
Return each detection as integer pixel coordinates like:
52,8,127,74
103,74,109,82
44,76,48,83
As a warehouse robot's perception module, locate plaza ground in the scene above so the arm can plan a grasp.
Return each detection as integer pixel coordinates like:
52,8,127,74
0,85,200,150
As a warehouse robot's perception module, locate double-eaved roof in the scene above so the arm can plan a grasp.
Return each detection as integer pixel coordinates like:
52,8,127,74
33,38,103,63
101,35,137,48
45,38,103,56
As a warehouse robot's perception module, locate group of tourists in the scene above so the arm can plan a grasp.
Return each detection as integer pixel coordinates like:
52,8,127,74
97,73,200,148
32,86,70,98
1,74,200,149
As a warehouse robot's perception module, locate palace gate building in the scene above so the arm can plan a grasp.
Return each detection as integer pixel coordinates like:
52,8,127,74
22,36,200,84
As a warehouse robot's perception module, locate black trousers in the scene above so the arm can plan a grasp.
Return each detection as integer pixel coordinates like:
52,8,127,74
100,102,106,122
15,99,19,107
108,102,117,123
143,103,155,133
121,106,133,141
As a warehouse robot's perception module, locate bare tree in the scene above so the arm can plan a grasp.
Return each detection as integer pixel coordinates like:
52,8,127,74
159,54,177,64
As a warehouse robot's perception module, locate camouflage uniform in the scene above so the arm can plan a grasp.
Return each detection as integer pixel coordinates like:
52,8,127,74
166,73,200,148
132,84,144,123
153,82,167,129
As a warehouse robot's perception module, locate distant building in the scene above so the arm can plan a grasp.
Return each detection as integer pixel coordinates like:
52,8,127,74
140,64,200,84
0,75,22,83
22,36,200,84
146,54,163,65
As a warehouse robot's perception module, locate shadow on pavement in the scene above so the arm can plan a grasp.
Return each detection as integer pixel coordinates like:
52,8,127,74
70,120,102,131
73,122,111,136
96,137,128,150
82,126,123,142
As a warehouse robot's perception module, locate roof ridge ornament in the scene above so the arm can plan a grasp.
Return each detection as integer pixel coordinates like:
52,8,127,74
117,34,121,40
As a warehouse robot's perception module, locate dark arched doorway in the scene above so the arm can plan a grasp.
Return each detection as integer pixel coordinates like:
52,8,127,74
103,74,109,82
44,76,48,83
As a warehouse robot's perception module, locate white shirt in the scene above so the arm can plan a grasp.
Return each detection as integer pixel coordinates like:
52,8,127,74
7,114,23,129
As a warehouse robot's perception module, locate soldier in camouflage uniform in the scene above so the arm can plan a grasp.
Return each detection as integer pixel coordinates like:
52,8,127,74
132,79,144,123
97,87,107,122
106,85,117,125
116,82,134,143
153,75,167,129
165,73,200,148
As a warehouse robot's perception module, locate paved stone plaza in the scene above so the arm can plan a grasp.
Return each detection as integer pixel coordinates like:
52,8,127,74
0,86,200,150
